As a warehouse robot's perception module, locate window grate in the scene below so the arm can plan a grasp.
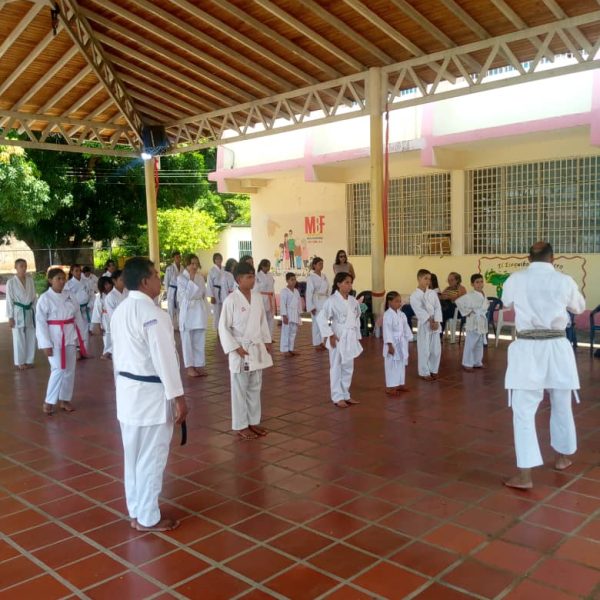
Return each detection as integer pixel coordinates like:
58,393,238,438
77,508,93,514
346,182,371,256
466,157,600,254
238,240,252,259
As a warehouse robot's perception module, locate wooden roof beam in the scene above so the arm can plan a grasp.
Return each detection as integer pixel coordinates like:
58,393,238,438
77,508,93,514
252,0,363,71
60,82,103,116
37,65,93,113
0,1,44,61
541,0,592,54
439,0,490,40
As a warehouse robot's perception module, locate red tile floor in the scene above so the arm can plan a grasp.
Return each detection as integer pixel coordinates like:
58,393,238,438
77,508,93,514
0,321,599,599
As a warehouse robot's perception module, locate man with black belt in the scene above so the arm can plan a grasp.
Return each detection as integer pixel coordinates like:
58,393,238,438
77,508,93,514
503,242,585,490
112,257,188,531
163,251,182,329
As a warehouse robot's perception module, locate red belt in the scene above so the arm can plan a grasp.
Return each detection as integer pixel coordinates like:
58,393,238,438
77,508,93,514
47,318,87,368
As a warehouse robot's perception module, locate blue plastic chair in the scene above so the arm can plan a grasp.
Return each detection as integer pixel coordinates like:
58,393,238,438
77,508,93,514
486,297,503,342
590,305,600,355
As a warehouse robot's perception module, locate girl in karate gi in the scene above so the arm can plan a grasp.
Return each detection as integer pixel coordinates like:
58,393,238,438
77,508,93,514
6,258,37,370
280,272,302,357
455,273,489,371
317,272,363,408
106,269,127,325
306,256,329,352
36,268,87,415
383,291,413,395
65,264,93,355
91,276,114,360
177,254,209,377
223,258,238,295
256,259,276,337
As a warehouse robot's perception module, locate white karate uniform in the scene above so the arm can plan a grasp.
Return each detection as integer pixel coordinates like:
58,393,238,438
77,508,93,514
111,290,184,528
35,288,87,404
163,262,182,328
106,287,127,328
503,262,586,469
223,270,237,295
83,272,98,295
410,288,442,377
256,270,276,337
219,289,273,431
64,276,93,347
6,275,37,366
306,271,330,346
455,291,489,368
280,286,302,353
317,291,363,403
207,264,225,330
91,293,112,355
177,270,208,368
382,307,412,387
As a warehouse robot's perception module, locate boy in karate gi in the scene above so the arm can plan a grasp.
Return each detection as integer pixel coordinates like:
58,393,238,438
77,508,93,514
112,257,187,532
410,269,442,381
207,252,224,330
219,261,273,441
382,291,412,395
6,258,37,370
455,273,489,372
503,242,585,490
163,251,182,329
280,272,302,357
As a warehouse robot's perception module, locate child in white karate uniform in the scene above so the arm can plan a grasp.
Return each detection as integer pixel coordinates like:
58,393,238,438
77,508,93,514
163,251,182,329
177,254,209,378
6,258,37,370
280,272,302,356
36,267,88,415
410,269,442,381
306,256,329,352
65,264,93,353
317,272,363,408
256,259,276,337
383,291,413,395
207,252,225,330
91,276,114,359
219,261,273,440
455,273,490,371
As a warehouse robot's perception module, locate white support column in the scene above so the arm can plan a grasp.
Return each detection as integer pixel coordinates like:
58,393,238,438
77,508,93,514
451,169,465,256
367,67,386,307
144,158,160,266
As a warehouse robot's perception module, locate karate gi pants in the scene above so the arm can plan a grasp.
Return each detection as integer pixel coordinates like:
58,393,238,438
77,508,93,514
212,302,222,330
102,332,112,355
328,345,354,402
511,389,577,468
12,326,36,366
416,324,441,377
280,322,298,353
181,328,206,368
119,420,173,527
78,308,90,349
384,356,406,387
45,344,77,404
462,331,484,368
266,310,275,339
311,312,323,346
167,295,178,330
231,370,262,430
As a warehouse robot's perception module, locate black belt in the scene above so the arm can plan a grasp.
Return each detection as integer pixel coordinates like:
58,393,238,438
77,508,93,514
118,372,187,445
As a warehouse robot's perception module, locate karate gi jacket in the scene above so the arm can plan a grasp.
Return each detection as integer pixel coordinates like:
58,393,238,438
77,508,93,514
207,265,225,304
410,288,442,325
219,289,273,373
256,270,276,315
382,308,412,365
6,274,36,328
177,270,208,331
111,291,184,426
280,287,302,324
65,276,94,318
317,291,363,362
35,288,87,350
455,291,489,334
502,262,586,391
164,263,182,298
306,271,329,313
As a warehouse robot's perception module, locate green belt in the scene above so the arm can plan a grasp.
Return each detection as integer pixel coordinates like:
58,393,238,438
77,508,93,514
14,301,34,326
80,303,91,323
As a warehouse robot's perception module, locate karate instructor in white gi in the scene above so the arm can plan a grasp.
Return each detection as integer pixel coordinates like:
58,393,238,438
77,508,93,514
112,257,188,531
503,242,585,490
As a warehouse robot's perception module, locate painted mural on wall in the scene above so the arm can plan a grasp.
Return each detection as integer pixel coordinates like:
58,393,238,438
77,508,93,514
479,255,587,298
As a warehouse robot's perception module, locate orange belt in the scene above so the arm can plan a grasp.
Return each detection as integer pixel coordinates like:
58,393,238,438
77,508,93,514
260,292,277,315
47,318,87,368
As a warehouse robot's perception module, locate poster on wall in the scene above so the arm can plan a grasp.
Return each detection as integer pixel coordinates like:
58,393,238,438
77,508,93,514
478,255,587,298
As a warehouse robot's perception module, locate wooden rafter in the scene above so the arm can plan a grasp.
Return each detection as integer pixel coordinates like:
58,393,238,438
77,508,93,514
0,1,44,61
38,65,93,113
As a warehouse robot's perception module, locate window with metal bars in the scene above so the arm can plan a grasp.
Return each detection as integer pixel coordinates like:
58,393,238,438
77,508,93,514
346,173,451,256
465,157,600,254
238,240,252,259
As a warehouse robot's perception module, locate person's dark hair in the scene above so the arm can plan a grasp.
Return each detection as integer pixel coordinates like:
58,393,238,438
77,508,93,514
184,253,199,267
213,252,223,262
239,255,253,265
234,261,255,279
104,259,116,269
47,267,65,288
68,263,82,280
471,273,484,285
430,273,439,290
385,290,401,311
449,271,462,285
417,268,431,279
285,272,296,282
82,265,92,274
14,258,26,267
171,250,181,258
335,249,348,265
98,276,113,296
224,258,237,273
332,271,353,294
123,258,153,291
257,259,270,273
111,269,123,283
529,241,553,262
311,256,323,270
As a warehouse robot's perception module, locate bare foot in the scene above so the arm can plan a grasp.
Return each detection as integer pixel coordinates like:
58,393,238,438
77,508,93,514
15,365,26,371
130,518,137,529
473,364,485,369
555,455,573,471
462,366,475,372
100,353,112,361
25,364,34,369
315,344,327,352
396,385,409,393
194,368,208,377
135,517,180,532
419,375,434,381
187,367,200,377
43,402,55,416
503,471,533,490
60,401,75,412
237,427,258,440
290,351,300,356
283,351,293,358
249,425,268,436
431,373,439,380
385,388,399,396
335,400,349,408
346,398,360,405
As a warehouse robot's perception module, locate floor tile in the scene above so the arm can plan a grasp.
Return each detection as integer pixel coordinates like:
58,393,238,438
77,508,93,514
56,552,127,588
268,527,333,559
175,568,250,600
308,543,377,579
140,549,211,586
85,571,161,599
501,521,564,552
225,546,294,582
555,536,600,569
265,564,338,600
442,560,515,598
351,562,428,599
0,574,72,600
473,540,542,573
0,555,44,588
411,582,480,600
424,523,487,554
530,556,600,596
502,580,577,600
307,511,367,539
190,530,256,562
344,525,410,556
232,512,294,542
389,541,459,576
